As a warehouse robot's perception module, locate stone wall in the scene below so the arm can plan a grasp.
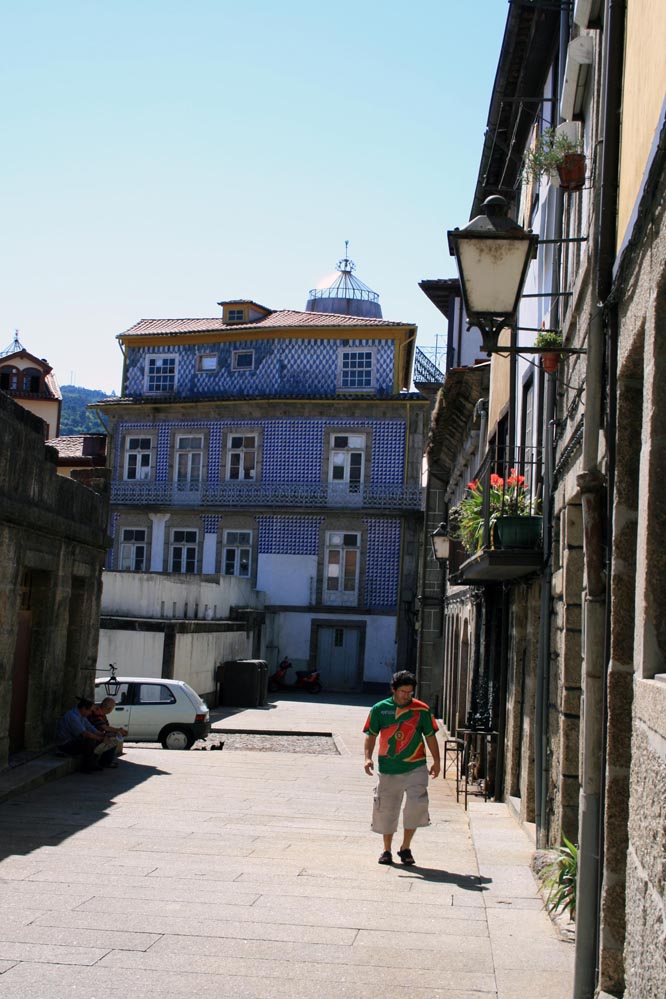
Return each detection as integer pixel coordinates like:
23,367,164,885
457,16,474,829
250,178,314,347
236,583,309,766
0,392,110,766
610,158,666,999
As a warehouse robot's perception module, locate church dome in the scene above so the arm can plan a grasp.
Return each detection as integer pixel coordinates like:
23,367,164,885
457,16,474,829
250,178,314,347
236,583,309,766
306,246,382,319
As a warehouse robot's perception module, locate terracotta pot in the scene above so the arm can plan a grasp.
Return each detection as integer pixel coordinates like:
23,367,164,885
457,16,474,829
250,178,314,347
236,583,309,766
541,351,560,374
557,152,586,191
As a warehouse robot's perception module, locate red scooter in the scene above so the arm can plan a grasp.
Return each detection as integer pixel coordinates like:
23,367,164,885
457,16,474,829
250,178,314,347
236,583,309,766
268,658,323,694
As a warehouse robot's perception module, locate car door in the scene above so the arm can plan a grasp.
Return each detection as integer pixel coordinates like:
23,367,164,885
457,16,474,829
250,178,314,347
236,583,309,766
98,682,133,732
127,681,180,741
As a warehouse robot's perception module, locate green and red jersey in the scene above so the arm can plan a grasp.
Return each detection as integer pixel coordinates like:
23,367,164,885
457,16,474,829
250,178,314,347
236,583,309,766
363,696,439,774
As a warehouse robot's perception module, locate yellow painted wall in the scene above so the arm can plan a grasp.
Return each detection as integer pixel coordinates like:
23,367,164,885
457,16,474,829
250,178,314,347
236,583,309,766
21,399,59,439
617,0,666,250
487,328,512,435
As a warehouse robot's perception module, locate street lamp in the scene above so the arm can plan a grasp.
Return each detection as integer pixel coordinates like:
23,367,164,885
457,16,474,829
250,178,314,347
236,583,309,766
430,523,451,563
103,664,120,698
447,195,538,354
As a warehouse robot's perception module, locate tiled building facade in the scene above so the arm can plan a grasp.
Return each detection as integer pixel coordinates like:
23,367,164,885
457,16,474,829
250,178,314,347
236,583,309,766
97,299,426,690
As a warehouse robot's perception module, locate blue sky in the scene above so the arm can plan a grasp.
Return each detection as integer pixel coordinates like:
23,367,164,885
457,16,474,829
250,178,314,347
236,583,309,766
1,1,508,392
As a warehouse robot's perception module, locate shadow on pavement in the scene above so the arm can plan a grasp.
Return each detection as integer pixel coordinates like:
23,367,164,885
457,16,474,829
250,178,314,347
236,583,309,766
397,866,492,891
0,758,169,864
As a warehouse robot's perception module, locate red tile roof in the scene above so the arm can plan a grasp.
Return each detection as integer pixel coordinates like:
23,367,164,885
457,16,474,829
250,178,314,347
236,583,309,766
118,309,413,339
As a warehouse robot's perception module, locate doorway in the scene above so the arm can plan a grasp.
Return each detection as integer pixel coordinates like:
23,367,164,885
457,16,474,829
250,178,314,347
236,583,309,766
315,623,363,691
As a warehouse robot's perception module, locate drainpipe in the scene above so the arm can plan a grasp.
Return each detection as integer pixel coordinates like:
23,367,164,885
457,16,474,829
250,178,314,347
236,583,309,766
573,0,624,996
536,369,556,847
535,2,570,846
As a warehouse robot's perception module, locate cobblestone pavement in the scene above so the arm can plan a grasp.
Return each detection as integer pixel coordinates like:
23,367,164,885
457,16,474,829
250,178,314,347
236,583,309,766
193,733,339,754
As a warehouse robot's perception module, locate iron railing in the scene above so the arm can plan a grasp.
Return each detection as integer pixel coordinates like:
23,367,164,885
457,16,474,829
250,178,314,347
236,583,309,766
413,347,445,385
111,479,423,510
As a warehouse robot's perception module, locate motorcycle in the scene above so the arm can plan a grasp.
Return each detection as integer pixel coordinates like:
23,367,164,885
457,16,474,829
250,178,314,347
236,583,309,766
268,658,323,694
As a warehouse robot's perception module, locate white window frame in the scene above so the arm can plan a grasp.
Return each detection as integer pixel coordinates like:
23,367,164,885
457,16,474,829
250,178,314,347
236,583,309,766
169,529,198,574
197,353,218,372
337,347,375,391
223,530,252,577
227,308,245,322
226,433,257,481
124,436,153,481
324,531,361,605
119,527,148,571
232,349,255,371
144,354,177,394
174,434,204,485
328,433,366,492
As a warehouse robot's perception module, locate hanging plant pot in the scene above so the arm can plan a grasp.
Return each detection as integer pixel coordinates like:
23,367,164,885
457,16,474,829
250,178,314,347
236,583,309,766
541,351,561,374
494,515,543,550
557,152,586,191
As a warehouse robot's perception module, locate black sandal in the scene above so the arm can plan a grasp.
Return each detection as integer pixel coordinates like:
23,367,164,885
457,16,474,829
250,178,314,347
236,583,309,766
397,848,415,865
378,850,393,865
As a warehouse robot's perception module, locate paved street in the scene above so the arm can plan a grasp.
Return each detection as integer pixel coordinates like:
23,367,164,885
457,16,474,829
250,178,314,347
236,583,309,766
0,695,573,998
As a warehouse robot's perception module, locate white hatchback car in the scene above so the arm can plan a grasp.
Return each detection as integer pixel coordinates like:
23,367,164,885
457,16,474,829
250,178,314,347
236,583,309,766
94,676,210,750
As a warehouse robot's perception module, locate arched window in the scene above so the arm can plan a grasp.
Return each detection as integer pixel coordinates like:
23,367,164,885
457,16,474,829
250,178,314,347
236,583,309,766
0,366,19,391
22,368,42,393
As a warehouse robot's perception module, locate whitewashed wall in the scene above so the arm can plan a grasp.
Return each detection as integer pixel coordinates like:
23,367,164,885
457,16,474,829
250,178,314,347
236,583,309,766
101,571,264,619
174,631,250,696
96,630,164,679
256,555,316,606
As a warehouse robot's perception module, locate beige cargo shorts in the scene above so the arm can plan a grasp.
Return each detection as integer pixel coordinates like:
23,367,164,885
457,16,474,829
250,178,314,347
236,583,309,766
371,765,430,834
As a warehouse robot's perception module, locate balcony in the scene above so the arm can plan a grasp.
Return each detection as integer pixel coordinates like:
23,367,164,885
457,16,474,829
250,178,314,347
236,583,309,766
110,479,423,512
450,446,543,585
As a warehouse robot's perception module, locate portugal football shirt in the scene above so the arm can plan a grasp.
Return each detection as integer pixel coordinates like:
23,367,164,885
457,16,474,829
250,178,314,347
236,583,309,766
363,697,438,774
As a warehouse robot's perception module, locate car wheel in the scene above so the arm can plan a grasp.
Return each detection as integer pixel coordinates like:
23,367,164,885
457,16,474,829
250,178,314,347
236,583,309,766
160,726,194,750
309,681,322,694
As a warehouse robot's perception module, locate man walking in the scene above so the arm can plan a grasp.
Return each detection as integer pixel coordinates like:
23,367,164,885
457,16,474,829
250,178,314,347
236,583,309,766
363,670,440,865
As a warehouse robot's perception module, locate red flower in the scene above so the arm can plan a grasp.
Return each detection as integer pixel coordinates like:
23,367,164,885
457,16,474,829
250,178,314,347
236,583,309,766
466,480,479,491
490,473,504,488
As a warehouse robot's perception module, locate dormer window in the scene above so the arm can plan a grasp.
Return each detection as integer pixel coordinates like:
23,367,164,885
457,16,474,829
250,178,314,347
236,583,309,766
228,309,245,322
0,366,19,391
22,368,42,393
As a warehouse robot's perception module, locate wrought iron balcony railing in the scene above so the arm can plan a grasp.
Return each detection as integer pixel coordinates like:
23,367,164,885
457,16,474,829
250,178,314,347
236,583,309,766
111,479,423,511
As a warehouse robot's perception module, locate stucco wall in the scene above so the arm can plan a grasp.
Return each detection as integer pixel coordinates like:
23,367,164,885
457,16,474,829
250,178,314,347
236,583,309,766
100,570,262,619
617,0,666,250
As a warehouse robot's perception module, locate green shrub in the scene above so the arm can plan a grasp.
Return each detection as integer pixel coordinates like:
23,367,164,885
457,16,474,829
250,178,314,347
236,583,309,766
541,834,578,920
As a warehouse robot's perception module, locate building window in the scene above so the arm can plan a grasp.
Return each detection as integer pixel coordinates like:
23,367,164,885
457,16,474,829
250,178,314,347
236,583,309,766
338,349,374,390
197,354,218,372
226,434,257,480
169,529,198,573
22,368,42,392
324,531,360,604
120,528,147,571
145,355,177,393
124,437,153,481
223,530,252,577
232,349,254,371
329,433,365,492
175,435,203,485
0,366,19,391
228,309,245,322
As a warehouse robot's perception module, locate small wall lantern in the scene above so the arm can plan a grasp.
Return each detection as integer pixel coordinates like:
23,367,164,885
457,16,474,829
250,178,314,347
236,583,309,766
431,523,451,563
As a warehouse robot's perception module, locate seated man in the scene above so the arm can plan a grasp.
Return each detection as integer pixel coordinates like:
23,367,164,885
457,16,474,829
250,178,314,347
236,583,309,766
90,697,127,757
56,698,117,772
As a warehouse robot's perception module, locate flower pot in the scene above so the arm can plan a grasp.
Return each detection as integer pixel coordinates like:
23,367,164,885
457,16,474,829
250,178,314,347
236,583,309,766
541,351,561,374
494,515,542,550
556,152,586,191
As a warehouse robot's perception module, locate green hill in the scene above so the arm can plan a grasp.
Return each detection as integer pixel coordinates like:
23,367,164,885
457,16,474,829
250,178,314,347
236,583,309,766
59,385,114,436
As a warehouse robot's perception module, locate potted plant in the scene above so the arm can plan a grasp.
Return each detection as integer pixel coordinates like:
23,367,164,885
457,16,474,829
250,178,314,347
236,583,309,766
450,469,542,555
523,127,586,192
535,330,564,374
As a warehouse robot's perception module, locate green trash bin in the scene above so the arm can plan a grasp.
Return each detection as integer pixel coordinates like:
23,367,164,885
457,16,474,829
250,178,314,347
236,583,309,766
220,660,268,707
